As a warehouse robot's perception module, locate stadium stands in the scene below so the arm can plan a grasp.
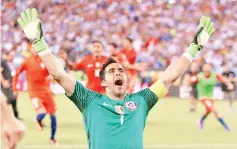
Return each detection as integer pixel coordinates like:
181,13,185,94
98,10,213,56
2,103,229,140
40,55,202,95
1,0,237,95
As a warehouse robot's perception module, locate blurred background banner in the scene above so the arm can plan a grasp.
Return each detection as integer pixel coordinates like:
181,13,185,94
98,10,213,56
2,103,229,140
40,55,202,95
13,69,227,100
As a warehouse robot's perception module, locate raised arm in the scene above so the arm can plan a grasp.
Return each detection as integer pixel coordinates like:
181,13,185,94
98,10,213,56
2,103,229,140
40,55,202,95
39,53,76,95
149,16,215,98
217,74,234,90
64,59,77,70
17,8,76,96
116,54,147,71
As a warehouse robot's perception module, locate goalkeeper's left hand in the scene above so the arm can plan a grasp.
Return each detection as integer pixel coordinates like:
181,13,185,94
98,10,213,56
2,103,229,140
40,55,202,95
185,16,215,58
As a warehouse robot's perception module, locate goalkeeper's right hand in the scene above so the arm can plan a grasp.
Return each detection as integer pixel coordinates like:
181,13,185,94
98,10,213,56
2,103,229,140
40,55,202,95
17,8,49,53
185,16,215,58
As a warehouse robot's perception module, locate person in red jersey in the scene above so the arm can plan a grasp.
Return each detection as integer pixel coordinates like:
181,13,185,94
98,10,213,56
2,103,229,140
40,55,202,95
120,37,137,65
120,38,139,92
62,41,108,93
108,43,146,71
109,43,129,66
108,42,147,93
12,48,57,145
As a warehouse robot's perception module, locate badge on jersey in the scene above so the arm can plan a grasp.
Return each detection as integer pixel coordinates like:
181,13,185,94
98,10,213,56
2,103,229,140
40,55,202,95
125,101,137,111
114,106,125,115
40,63,45,68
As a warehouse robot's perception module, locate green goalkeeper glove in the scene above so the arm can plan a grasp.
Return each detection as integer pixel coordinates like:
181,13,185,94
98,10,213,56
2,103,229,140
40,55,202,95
185,16,215,58
17,8,48,53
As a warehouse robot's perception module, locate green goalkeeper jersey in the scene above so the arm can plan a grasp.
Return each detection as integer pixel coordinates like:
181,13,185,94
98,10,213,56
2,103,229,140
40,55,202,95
196,72,218,99
66,81,158,149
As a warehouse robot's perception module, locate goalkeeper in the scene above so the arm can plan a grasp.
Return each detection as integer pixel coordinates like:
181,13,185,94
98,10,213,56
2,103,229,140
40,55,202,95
17,8,215,149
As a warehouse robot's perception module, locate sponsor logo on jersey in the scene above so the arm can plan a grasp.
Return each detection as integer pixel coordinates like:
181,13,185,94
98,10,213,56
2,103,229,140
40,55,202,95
114,106,125,115
103,102,112,107
125,101,137,111
87,64,93,68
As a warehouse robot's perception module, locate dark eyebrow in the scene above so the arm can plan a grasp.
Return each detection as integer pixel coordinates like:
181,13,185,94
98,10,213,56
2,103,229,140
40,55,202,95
108,68,115,72
118,68,124,71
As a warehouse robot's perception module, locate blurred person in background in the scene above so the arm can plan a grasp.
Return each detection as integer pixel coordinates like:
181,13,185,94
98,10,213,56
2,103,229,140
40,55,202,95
119,37,138,92
221,62,237,109
2,0,237,73
120,37,137,66
183,61,200,112
12,47,58,145
191,63,233,131
61,40,108,93
1,51,20,119
0,92,25,149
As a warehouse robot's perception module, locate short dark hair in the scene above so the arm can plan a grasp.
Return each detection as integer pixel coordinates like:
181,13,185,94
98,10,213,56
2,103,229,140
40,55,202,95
5,50,15,56
202,63,213,69
125,37,133,43
99,58,118,81
92,40,102,44
203,62,212,66
109,43,118,48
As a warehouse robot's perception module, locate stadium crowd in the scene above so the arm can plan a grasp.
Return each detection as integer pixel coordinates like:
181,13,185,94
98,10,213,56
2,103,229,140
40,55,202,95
1,0,237,82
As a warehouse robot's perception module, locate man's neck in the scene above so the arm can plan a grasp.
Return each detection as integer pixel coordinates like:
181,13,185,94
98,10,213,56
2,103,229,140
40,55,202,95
125,47,133,51
106,91,126,100
93,54,101,59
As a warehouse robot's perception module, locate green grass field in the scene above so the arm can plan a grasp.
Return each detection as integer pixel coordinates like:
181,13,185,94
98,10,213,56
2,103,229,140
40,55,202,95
12,92,237,149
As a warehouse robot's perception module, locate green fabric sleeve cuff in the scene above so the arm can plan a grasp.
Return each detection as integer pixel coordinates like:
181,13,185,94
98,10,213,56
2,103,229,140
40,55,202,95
185,43,201,58
32,37,49,53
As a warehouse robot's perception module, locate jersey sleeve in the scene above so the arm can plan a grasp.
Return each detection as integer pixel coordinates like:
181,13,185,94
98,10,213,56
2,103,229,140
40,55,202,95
149,80,168,99
134,88,159,111
66,81,99,112
216,74,223,82
74,59,85,70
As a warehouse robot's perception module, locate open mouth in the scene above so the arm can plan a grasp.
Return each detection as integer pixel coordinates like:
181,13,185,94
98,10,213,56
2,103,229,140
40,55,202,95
114,79,123,86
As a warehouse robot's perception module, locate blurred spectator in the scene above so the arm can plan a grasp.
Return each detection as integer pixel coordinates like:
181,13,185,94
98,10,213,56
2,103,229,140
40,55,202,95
221,62,237,108
1,51,20,119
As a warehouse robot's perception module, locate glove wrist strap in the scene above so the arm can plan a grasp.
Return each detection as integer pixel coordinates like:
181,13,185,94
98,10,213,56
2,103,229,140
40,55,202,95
32,37,49,53
185,43,201,58
38,49,51,56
